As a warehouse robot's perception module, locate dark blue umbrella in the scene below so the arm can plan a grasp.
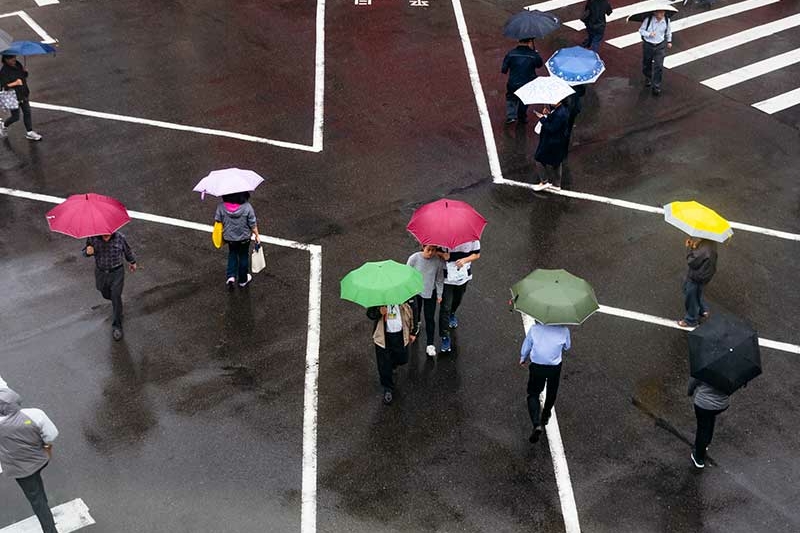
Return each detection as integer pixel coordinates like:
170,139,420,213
503,10,561,40
2,41,57,56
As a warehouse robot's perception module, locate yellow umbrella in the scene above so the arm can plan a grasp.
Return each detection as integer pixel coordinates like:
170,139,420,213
664,201,733,243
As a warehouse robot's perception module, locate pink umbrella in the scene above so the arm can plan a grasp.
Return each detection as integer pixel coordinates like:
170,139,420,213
45,193,131,238
406,199,487,249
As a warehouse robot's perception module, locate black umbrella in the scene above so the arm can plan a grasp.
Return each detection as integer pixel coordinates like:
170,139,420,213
688,312,762,395
503,10,561,40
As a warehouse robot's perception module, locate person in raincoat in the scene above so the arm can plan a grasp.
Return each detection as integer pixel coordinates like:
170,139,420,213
367,300,419,405
501,39,544,125
688,376,729,469
407,244,444,357
0,55,42,141
532,100,570,191
677,238,717,327
0,379,59,533
215,192,260,289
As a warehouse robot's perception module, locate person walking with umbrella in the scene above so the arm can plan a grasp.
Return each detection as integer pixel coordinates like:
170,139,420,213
0,54,42,140
215,191,260,289
580,0,613,52
84,232,138,341
501,39,544,125
406,244,444,357
532,99,571,191
688,376,729,469
639,9,673,95
677,237,717,327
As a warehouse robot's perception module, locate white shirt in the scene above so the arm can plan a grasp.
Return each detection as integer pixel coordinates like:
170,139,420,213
384,305,403,333
443,240,481,286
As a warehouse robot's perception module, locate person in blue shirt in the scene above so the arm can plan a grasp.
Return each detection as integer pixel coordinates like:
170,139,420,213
519,322,571,443
639,10,673,95
501,39,544,125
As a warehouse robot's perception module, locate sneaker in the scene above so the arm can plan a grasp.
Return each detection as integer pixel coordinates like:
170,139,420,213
226,277,236,289
383,390,393,405
529,426,543,443
548,184,562,191
652,87,662,96
112,328,123,341
645,78,652,87
691,451,705,469
505,118,517,125
239,273,253,287
440,336,451,353
532,182,549,191
426,345,437,357
448,314,458,329
0,123,6,138
25,131,42,141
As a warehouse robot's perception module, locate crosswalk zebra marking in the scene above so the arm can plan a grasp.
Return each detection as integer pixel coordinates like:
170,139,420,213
752,86,800,113
524,0,584,12
701,47,800,89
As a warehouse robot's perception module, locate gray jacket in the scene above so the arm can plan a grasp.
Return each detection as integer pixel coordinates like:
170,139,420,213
214,202,257,243
688,378,730,411
0,388,58,478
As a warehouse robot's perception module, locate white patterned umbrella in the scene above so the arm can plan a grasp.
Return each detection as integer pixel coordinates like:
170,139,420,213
514,76,575,105
193,168,265,199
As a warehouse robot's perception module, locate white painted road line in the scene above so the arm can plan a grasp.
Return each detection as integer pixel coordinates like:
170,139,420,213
34,0,60,5
15,10,57,43
665,13,800,68
451,0,503,181
564,0,681,30
752,86,800,114
0,499,94,533
701,47,800,90
521,313,582,533
606,0,780,49
312,0,326,152
524,0,584,12
494,177,800,242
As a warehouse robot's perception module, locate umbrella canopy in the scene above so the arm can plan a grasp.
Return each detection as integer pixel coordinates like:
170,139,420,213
511,269,599,325
626,3,678,22
546,46,606,85
2,41,56,56
340,260,423,308
503,10,561,40
664,201,733,243
688,312,762,395
0,30,13,52
515,76,575,105
193,168,265,199
406,199,486,249
45,193,131,238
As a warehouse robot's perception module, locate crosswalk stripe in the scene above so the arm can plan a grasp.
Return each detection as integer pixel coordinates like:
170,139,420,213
606,0,780,48
564,0,681,30
701,48,800,89
752,86,800,113
0,499,95,533
665,13,800,68
524,0,584,12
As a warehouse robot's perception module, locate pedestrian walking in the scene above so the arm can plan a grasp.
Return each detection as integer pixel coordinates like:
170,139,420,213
84,232,137,341
677,237,717,327
406,245,444,357
367,300,419,405
688,377,729,469
0,382,59,533
214,192,260,289
639,10,672,95
532,100,570,191
519,322,571,443
580,0,613,52
501,39,544,125
564,84,587,145
0,55,42,140
438,240,480,353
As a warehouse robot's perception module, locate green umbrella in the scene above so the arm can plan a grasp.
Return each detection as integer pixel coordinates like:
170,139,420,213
341,260,423,308
511,269,599,325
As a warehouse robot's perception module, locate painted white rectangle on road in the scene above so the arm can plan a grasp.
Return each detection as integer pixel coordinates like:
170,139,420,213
752,86,800,114
35,0,60,6
607,0,780,48
564,0,681,30
665,13,800,68
701,48,800,89
525,0,584,12
0,499,95,533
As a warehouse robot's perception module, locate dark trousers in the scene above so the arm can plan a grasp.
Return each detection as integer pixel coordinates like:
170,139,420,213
506,86,528,121
527,363,562,427
15,465,58,533
375,331,408,391
682,279,708,325
4,99,33,131
582,27,604,52
439,282,467,338
415,294,438,346
539,163,563,187
642,41,667,89
694,405,726,461
95,266,125,328
226,240,250,282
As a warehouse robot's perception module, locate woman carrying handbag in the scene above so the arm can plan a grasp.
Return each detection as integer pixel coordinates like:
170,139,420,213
0,54,42,141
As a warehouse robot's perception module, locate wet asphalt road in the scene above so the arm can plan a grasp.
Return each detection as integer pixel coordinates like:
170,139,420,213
1,0,799,531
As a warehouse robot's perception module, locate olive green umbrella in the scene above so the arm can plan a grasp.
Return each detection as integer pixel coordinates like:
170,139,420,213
340,260,423,308
510,269,599,325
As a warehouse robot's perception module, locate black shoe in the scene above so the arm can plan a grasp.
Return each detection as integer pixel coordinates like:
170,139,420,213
505,118,517,125
645,79,652,87
529,426,543,443
112,328,123,341
383,391,393,405
541,410,551,426
691,451,705,469
652,87,662,96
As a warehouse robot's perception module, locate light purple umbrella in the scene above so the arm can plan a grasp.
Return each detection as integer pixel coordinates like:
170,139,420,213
193,168,265,199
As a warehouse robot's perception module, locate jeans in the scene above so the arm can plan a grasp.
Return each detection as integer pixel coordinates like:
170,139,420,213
694,405,726,461
4,99,33,131
375,331,408,391
539,163,563,187
527,363,562,427
683,279,708,325
582,28,604,52
15,465,58,533
505,86,528,121
439,282,467,338
642,41,667,89
226,240,250,282
416,293,438,346
95,266,125,328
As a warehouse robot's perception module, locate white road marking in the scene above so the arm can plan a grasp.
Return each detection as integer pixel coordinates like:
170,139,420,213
665,13,800,68
606,0,780,49
752,86,800,114
524,0,584,12
15,10,57,43
494,177,800,242
312,0,326,152
34,0,60,5
563,0,681,30
701,47,800,90
520,313,582,533
451,0,503,181
0,499,94,533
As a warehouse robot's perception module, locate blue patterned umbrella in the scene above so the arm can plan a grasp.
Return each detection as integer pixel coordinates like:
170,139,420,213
546,46,606,86
2,41,56,56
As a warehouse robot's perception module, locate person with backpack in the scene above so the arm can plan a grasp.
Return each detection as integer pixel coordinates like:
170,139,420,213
501,38,544,125
639,10,672,95
214,192,260,289
677,237,717,327
580,0,613,52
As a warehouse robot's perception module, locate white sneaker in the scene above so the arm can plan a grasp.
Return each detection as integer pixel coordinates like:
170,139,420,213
548,184,562,191
426,345,436,357
0,123,6,138
239,273,253,287
532,182,549,191
25,130,42,141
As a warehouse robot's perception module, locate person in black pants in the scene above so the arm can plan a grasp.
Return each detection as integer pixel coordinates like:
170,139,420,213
580,0,613,52
688,377,730,469
501,39,544,125
0,54,42,140
84,232,138,341
367,300,419,405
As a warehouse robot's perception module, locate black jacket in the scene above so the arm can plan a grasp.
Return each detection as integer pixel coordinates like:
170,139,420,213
686,241,718,284
501,46,544,91
582,0,613,31
0,62,30,101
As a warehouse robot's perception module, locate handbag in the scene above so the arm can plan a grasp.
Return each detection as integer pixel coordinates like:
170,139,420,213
251,244,266,274
212,221,223,248
0,89,19,110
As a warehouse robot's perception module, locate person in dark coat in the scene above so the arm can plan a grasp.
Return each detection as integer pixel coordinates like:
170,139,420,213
581,0,613,52
532,101,570,191
0,55,42,141
501,39,544,125
564,85,587,146
688,377,730,469
677,237,718,327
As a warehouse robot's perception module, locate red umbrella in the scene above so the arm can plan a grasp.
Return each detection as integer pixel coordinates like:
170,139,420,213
45,193,131,238
406,199,487,249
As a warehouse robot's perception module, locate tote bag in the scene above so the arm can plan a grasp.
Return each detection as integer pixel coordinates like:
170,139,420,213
0,90,18,110
251,245,266,274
